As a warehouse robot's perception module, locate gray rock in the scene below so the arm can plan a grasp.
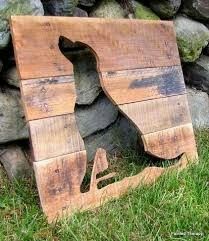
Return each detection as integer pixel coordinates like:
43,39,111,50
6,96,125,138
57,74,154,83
4,66,19,88
0,145,31,180
115,115,139,151
78,0,96,7
90,0,125,18
0,59,2,72
0,163,5,185
43,0,78,16
84,115,138,160
133,1,160,20
65,49,102,105
184,55,209,93
187,87,209,128
0,27,10,49
75,94,118,138
174,16,209,62
182,0,209,21
203,25,209,55
149,0,181,19
203,43,209,56
0,0,44,49
0,89,28,143
73,7,88,17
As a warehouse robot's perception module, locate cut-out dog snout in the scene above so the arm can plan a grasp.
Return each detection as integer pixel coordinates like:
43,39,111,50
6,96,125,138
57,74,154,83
10,16,198,222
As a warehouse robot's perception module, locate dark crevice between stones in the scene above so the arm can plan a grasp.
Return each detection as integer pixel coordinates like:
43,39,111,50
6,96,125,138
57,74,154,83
58,36,179,192
183,60,209,94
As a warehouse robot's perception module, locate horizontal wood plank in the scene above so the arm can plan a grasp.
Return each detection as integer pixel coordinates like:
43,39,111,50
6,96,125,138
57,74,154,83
21,75,76,121
34,151,87,212
101,66,186,105
10,16,180,79
142,124,197,159
29,113,85,161
119,94,191,135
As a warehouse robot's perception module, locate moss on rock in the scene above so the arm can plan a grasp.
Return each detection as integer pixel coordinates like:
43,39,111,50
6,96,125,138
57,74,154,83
174,16,209,62
90,0,125,18
149,0,181,19
133,1,160,20
0,0,44,49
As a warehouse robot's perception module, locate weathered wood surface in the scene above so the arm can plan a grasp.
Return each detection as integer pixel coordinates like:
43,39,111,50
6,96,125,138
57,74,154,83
119,95,191,134
21,75,76,121
10,16,198,222
10,16,180,80
34,149,197,222
101,66,186,105
34,150,87,212
90,148,116,191
29,113,85,161
21,66,187,122
142,124,196,159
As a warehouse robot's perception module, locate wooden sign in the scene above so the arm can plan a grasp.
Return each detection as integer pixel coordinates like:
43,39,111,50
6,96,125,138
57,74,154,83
10,16,198,222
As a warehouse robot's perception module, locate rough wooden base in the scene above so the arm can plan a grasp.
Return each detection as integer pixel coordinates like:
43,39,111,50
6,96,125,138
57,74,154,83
34,148,198,222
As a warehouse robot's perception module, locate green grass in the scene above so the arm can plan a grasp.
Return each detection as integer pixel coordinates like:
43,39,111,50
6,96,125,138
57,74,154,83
0,130,209,241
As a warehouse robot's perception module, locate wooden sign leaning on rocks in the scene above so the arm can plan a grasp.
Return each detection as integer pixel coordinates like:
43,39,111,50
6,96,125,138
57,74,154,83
10,16,198,222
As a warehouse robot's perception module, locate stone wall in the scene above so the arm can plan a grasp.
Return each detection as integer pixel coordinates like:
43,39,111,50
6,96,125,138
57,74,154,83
0,0,209,179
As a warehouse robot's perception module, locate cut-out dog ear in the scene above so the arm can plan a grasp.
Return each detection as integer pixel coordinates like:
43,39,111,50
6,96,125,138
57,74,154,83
10,16,198,222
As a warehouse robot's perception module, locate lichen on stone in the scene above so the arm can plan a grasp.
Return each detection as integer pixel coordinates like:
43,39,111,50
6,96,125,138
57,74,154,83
174,16,209,62
0,0,44,49
90,0,125,18
149,0,181,19
0,0,44,19
133,1,160,20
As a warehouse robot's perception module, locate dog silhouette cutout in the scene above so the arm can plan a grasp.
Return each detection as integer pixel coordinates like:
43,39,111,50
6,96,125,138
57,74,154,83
10,16,198,222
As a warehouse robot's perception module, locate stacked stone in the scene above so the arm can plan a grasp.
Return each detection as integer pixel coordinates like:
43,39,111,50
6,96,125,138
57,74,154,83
0,0,209,179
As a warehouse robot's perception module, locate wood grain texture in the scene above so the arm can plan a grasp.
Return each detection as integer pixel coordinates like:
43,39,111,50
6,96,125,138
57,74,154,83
101,66,186,105
90,148,116,191
34,148,197,222
33,150,87,210
10,16,180,80
119,94,191,134
10,16,198,222
142,124,197,159
21,75,76,121
29,113,85,161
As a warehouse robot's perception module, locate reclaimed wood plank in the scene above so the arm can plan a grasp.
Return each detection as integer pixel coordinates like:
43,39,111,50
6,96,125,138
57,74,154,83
101,66,186,105
33,150,87,213
21,75,76,121
90,148,116,191
142,124,197,159
119,95,191,134
29,113,85,161
10,16,198,223
10,16,180,80
34,147,197,222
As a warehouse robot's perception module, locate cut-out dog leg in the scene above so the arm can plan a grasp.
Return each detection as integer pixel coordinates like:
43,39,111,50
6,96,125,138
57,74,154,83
90,148,116,191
